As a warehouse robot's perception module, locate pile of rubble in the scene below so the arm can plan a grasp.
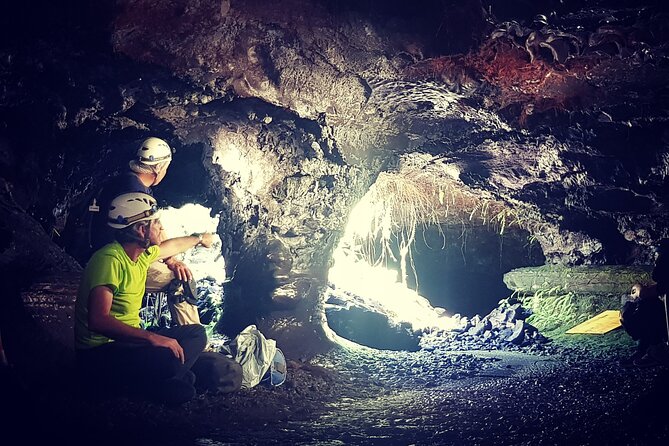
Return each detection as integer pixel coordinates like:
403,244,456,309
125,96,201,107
420,296,558,355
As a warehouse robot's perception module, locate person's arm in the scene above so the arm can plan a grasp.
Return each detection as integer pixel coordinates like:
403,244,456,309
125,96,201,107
154,226,192,281
156,233,214,261
163,257,193,282
88,285,184,363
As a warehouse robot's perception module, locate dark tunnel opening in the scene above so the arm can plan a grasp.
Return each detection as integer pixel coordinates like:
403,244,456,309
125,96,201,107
406,224,545,317
326,218,545,351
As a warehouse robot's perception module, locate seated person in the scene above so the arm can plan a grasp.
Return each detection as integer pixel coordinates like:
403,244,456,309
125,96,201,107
90,137,172,253
144,226,203,328
649,238,669,366
620,282,666,366
75,192,215,404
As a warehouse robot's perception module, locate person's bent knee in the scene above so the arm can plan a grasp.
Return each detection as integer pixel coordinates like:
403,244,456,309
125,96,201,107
142,347,182,380
190,323,207,341
182,323,206,337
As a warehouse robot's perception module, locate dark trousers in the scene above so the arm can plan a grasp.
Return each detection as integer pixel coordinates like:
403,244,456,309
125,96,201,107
76,324,207,396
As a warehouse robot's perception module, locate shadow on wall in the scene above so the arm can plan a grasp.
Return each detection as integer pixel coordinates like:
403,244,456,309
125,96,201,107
406,224,545,317
326,307,421,351
215,238,278,337
153,142,210,208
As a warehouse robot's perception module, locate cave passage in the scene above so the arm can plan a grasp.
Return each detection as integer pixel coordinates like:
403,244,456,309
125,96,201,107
406,224,545,317
143,204,228,334
158,204,226,283
325,183,545,351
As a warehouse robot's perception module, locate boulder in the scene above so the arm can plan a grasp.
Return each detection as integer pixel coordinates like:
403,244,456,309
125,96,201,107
504,265,653,295
506,320,526,345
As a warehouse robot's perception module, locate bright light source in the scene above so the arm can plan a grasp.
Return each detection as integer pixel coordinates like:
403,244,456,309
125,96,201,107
328,158,528,344
212,138,273,196
343,195,377,239
159,203,226,283
328,247,457,333
328,179,458,337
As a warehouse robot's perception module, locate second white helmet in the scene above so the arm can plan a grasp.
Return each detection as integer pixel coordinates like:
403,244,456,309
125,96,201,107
108,192,160,229
137,137,172,166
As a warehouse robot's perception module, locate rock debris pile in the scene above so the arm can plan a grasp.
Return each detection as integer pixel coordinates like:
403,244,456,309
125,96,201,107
421,296,555,355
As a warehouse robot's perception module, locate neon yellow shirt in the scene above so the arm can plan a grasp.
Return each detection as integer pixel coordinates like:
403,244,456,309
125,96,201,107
75,242,160,349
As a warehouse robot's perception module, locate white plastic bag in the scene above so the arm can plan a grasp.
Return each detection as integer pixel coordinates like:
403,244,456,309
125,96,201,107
230,325,277,389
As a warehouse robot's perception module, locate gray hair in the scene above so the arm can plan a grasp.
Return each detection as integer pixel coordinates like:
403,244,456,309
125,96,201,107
114,220,153,248
129,159,170,175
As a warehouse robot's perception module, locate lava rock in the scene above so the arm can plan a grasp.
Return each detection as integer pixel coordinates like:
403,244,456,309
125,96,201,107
506,320,526,345
468,319,492,336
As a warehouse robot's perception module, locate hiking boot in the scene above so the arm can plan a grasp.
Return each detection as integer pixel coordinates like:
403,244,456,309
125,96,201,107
633,354,660,368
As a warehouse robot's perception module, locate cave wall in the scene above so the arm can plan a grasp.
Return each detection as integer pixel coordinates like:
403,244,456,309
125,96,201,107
162,99,369,354
111,0,669,262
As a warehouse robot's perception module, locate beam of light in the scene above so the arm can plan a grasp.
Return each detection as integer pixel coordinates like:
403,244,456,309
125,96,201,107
327,200,458,336
328,248,457,333
212,139,272,196
159,203,226,283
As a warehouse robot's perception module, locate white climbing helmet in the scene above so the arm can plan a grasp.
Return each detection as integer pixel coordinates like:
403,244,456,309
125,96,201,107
107,192,160,229
137,137,172,166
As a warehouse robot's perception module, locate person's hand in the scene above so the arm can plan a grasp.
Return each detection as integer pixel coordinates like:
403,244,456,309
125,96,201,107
199,233,214,248
149,333,185,364
165,258,193,282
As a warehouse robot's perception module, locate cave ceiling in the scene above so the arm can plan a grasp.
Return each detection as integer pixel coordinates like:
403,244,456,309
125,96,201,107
1,0,669,353
108,0,668,264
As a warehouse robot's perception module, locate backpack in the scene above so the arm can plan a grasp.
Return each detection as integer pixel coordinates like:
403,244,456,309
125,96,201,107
60,171,151,263
191,351,243,394
166,278,201,326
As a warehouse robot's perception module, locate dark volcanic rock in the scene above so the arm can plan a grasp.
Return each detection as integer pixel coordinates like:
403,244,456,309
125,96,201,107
2,3,669,444
504,265,654,295
506,319,526,344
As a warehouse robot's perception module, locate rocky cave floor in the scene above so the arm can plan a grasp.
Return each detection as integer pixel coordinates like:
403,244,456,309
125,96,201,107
2,331,668,445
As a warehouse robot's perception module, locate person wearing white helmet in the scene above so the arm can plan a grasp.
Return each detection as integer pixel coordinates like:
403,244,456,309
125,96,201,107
128,136,173,187
75,192,215,404
89,137,172,251
88,137,195,284
83,136,205,336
